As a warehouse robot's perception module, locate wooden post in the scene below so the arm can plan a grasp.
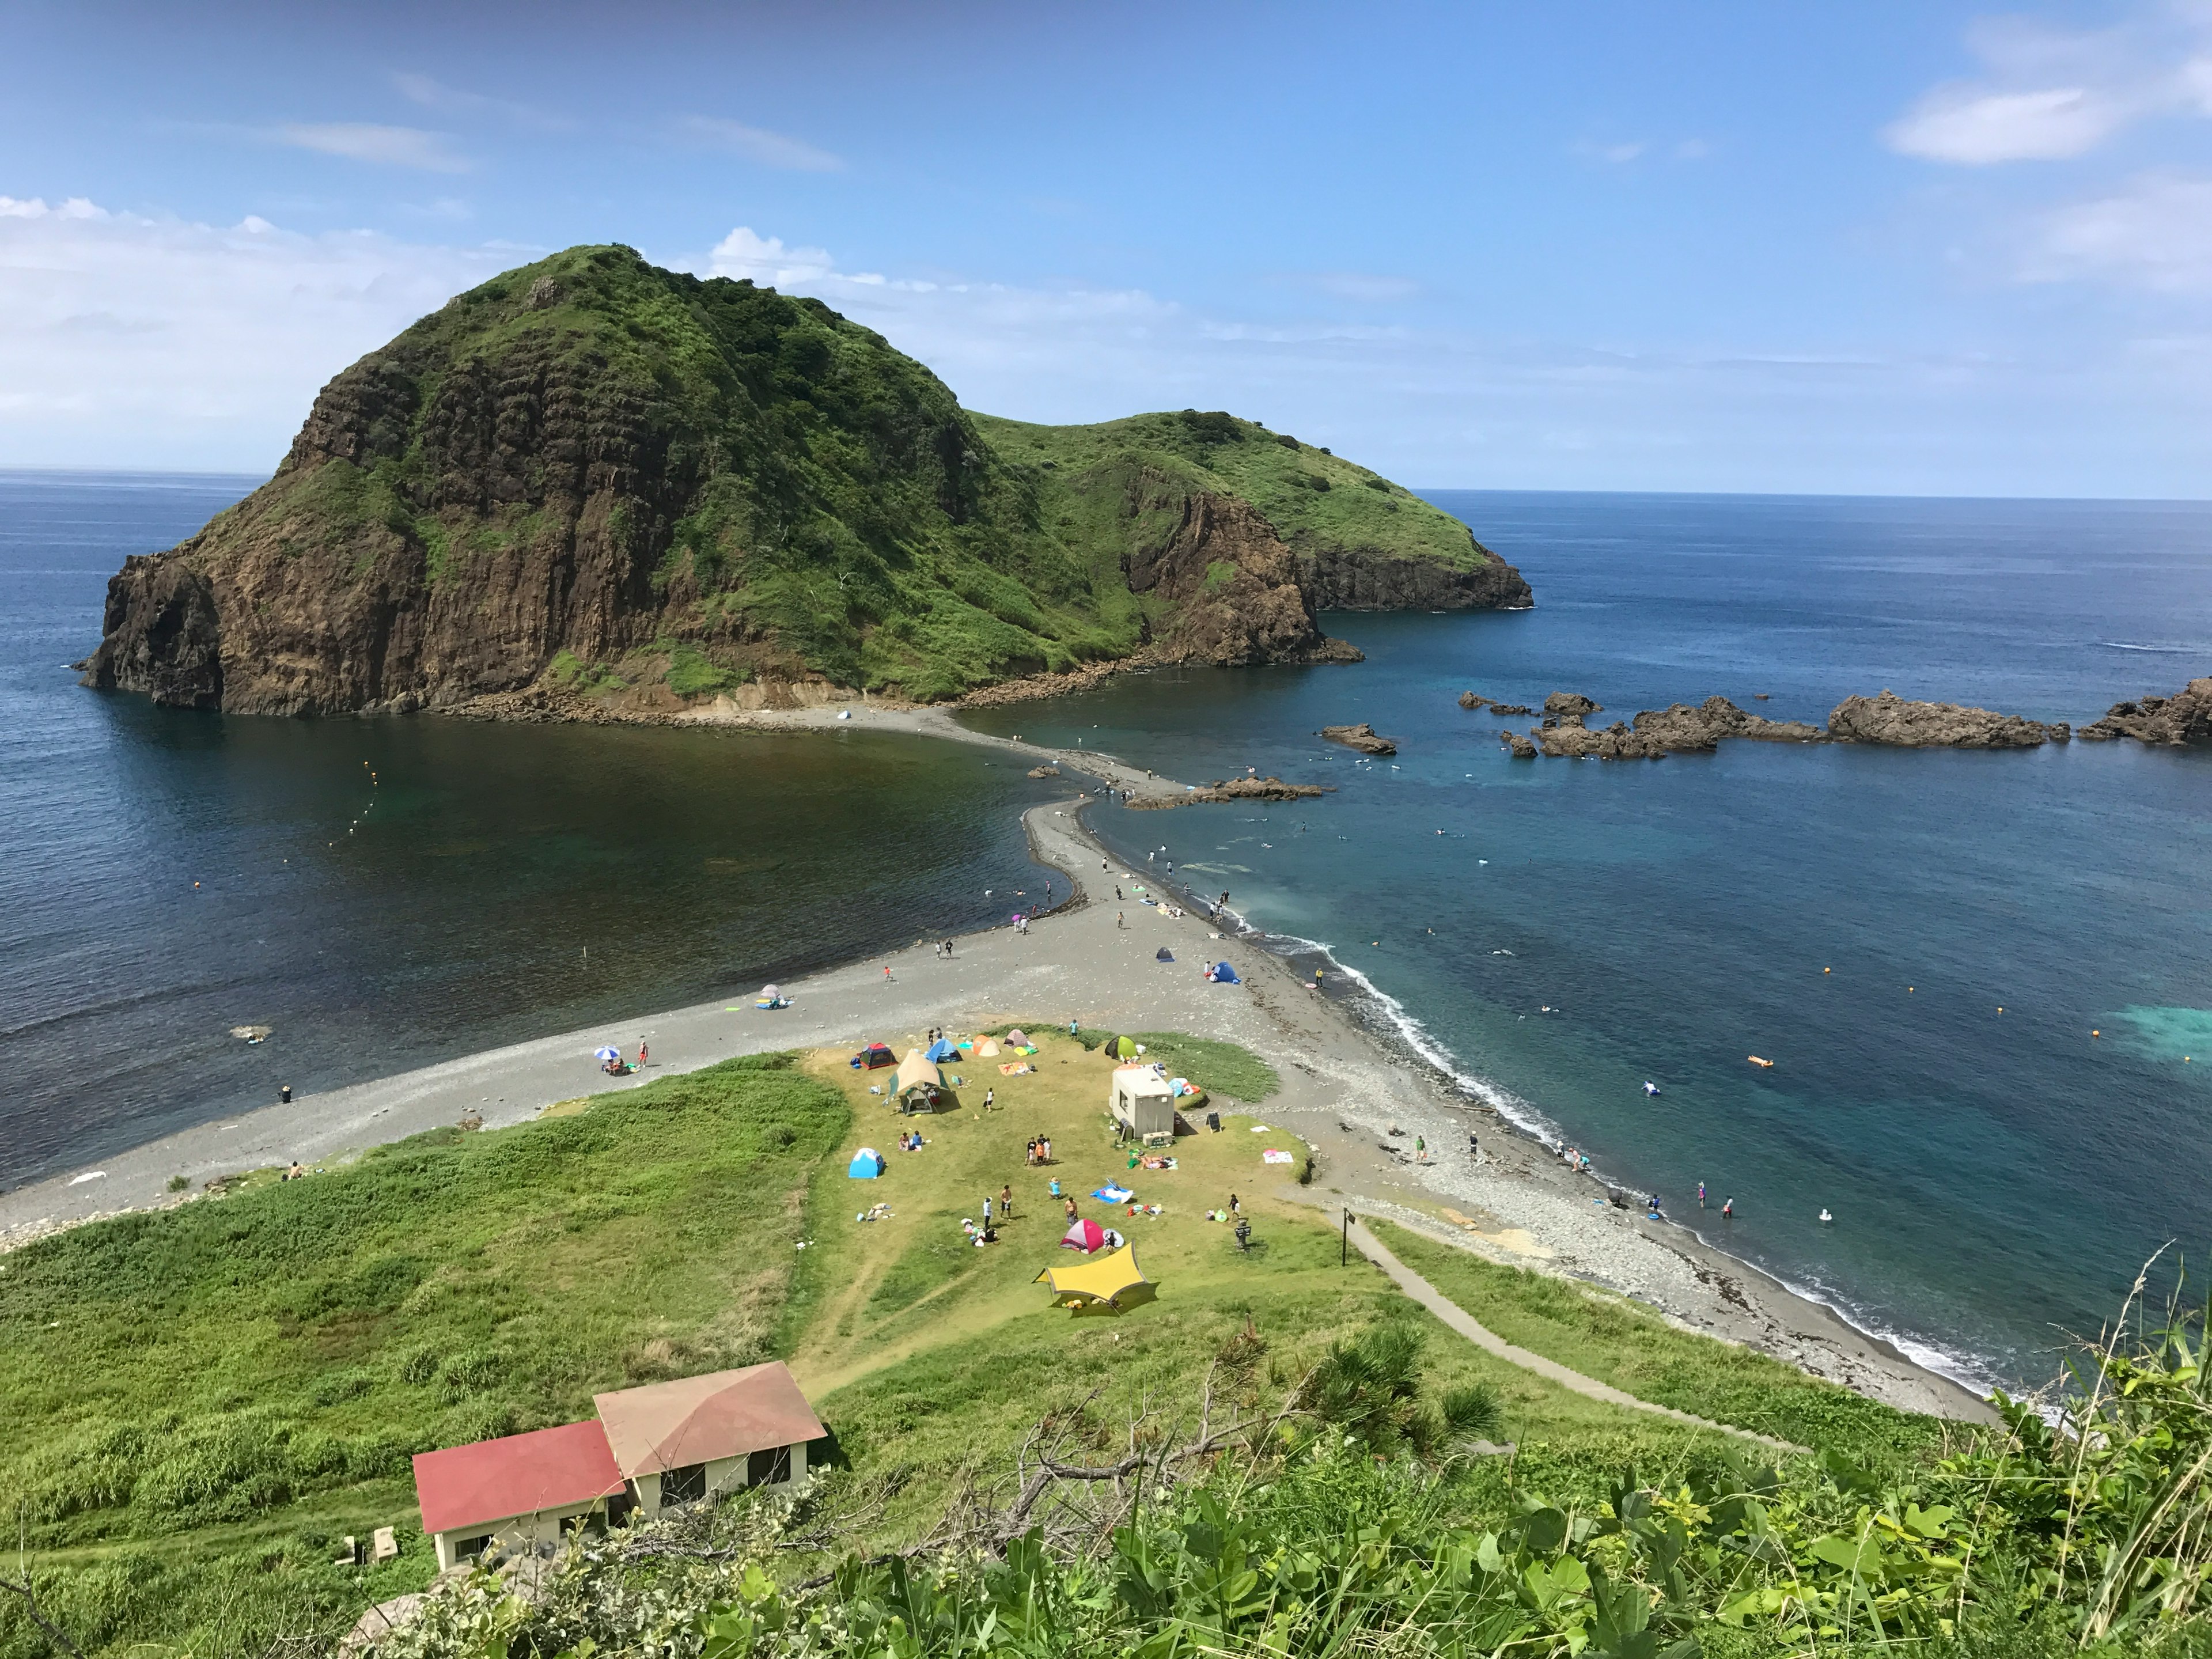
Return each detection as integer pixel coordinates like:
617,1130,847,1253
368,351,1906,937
1342,1207,1353,1266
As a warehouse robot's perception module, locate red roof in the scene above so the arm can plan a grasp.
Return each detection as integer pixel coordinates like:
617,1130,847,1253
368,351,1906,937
412,1421,626,1536
594,1361,825,1477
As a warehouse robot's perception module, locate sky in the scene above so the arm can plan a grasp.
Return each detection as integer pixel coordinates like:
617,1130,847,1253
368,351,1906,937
6,0,2212,494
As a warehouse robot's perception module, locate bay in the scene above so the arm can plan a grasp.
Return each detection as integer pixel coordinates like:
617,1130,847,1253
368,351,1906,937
959,491,2212,1391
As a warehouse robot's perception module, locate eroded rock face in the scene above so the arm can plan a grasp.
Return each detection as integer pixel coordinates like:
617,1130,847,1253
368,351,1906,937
1298,544,1532,611
1503,732,1537,759
82,555,224,708
1828,690,2066,748
1534,721,1667,759
1631,696,1823,752
1319,722,1396,755
1124,480,1354,667
1457,690,1489,709
1542,692,1601,726
2079,678,2212,745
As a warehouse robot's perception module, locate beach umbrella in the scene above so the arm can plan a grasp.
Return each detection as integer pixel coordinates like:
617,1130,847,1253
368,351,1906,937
761,984,781,999
593,1046,621,1061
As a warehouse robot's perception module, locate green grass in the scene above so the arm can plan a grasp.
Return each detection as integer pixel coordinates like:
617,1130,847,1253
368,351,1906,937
0,1051,844,1659
1120,1031,1281,1104
1372,1220,1953,1461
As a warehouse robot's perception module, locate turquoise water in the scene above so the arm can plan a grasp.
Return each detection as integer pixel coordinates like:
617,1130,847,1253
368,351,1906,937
0,472,1063,1190
960,492,2212,1391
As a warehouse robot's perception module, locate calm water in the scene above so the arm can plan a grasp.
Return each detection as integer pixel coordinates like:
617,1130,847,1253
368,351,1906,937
0,472,1061,1189
963,492,2212,1391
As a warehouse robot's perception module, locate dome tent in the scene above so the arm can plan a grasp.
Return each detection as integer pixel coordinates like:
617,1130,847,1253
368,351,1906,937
1104,1035,1142,1060
924,1037,959,1063
847,1147,886,1179
1060,1216,1106,1252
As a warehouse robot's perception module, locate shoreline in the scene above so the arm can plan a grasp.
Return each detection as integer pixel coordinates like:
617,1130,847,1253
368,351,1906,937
0,712,1993,1424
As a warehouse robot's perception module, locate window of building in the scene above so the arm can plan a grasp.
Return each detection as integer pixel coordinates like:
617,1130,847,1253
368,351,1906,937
747,1445,791,1486
660,1462,706,1506
455,1534,493,1562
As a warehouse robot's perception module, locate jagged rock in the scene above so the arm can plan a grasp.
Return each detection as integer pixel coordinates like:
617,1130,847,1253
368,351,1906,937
2078,677,2212,745
1535,721,1667,759
1457,690,1489,709
1828,689,2067,748
1487,703,1532,715
1298,545,1532,611
1540,692,1601,729
1027,765,1060,778
1630,696,1823,752
1127,775,1330,809
1504,732,1537,759
1319,722,1396,755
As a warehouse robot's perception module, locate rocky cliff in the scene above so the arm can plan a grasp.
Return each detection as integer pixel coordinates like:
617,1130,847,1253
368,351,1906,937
81,247,1528,718
2079,677,2212,745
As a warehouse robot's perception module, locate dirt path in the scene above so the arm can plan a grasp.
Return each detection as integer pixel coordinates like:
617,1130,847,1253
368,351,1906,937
1348,1219,1804,1452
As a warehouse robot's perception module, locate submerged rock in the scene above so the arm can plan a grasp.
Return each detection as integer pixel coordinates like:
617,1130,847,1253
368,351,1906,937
1487,703,1533,715
1828,689,2066,748
1319,722,1397,755
1128,775,1331,809
2078,677,2212,745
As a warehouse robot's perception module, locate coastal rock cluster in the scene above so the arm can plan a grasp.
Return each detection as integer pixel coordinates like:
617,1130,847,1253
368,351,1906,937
1127,775,1331,809
80,245,1529,719
1494,688,2063,761
2079,677,2212,745
1826,689,2066,748
1319,722,1397,755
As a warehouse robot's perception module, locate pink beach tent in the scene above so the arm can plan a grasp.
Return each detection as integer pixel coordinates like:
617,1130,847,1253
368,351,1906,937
1060,1215,1106,1252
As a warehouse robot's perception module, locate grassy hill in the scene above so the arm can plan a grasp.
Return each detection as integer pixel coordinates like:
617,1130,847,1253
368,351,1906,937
81,247,1527,717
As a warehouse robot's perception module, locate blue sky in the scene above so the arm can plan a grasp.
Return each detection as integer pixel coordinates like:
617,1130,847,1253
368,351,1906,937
6,0,2212,493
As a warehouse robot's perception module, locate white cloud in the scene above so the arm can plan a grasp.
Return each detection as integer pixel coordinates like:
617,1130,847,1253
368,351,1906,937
276,123,470,172
707,226,840,286
0,198,503,468
1886,84,2124,163
678,117,843,172
2027,172,2212,289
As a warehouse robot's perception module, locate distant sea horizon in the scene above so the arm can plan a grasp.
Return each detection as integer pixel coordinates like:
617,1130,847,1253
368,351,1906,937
4,470,2209,1395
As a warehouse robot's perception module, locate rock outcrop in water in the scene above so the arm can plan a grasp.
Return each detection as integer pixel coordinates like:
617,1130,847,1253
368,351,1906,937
1827,690,2067,748
1633,697,1823,751
2078,677,2212,745
79,245,1529,718
1319,723,1397,755
1127,776,1331,809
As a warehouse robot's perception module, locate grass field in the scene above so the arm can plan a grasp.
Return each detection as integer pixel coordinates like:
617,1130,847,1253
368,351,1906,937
2,1026,1975,1659
0,1053,845,1659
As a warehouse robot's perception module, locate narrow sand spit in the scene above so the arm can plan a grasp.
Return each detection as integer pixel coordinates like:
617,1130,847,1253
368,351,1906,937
0,707,1991,1423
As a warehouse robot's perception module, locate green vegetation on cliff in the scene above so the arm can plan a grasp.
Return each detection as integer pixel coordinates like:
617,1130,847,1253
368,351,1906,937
82,246,1527,717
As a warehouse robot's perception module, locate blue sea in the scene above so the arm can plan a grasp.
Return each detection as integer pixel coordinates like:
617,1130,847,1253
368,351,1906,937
5,475,2208,1391
962,493,2212,1392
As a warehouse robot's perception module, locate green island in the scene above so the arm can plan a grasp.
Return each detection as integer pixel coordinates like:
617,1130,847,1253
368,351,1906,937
79,247,1528,718
5,1034,2207,1659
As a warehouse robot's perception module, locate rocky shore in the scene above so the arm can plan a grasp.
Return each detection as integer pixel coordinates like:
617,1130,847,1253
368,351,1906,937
2079,676,2212,745
1127,775,1331,809
1497,687,2075,760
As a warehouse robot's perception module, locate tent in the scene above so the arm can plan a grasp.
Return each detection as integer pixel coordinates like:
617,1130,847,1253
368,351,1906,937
853,1043,896,1070
1036,1244,1150,1312
847,1147,886,1179
923,1037,959,1063
1103,1034,1141,1060
1059,1216,1107,1252
1205,961,1241,984
892,1051,945,1113
975,1037,1000,1058
1003,1028,1030,1048
1154,948,1173,963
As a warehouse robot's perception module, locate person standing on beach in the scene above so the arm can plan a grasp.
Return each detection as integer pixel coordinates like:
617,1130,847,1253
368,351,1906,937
984,1086,995,1111
1722,1196,1734,1219
1468,1130,1479,1157
1415,1135,1426,1162
1698,1181,1707,1209
1117,911,1126,928
1063,1194,1077,1221
883,965,893,983
1000,1183,1013,1218
638,1039,649,1067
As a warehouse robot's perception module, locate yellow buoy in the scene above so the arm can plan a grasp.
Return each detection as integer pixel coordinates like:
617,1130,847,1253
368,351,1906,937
2092,1029,2101,1037
1824,967,1831,974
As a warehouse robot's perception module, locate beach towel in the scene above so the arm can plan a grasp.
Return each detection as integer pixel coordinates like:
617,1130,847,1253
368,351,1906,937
1093,1184,1135,1204
1262,1149,1295,1165
999,1062,1035,1075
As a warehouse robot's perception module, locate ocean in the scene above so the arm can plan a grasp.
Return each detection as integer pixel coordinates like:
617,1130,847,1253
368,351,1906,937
962,491,2212,1393
5,475,2207,1392
0,471,1062,1190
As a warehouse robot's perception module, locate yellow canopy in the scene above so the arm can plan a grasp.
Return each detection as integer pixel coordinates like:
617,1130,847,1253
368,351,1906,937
1034,1244,1149,1308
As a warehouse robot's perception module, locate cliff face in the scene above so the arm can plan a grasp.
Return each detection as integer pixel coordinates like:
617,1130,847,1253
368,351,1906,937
82,247,1528,718
2080,678,2212,745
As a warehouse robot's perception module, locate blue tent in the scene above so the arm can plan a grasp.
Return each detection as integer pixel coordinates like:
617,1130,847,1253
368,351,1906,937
1206,961,1241,984
924,1038,959,1063
1155,948,1174,962
847,1147,886,1179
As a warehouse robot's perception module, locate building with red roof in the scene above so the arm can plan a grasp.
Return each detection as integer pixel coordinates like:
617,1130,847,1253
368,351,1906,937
594,1361,825,1516
411,1419,628,1571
